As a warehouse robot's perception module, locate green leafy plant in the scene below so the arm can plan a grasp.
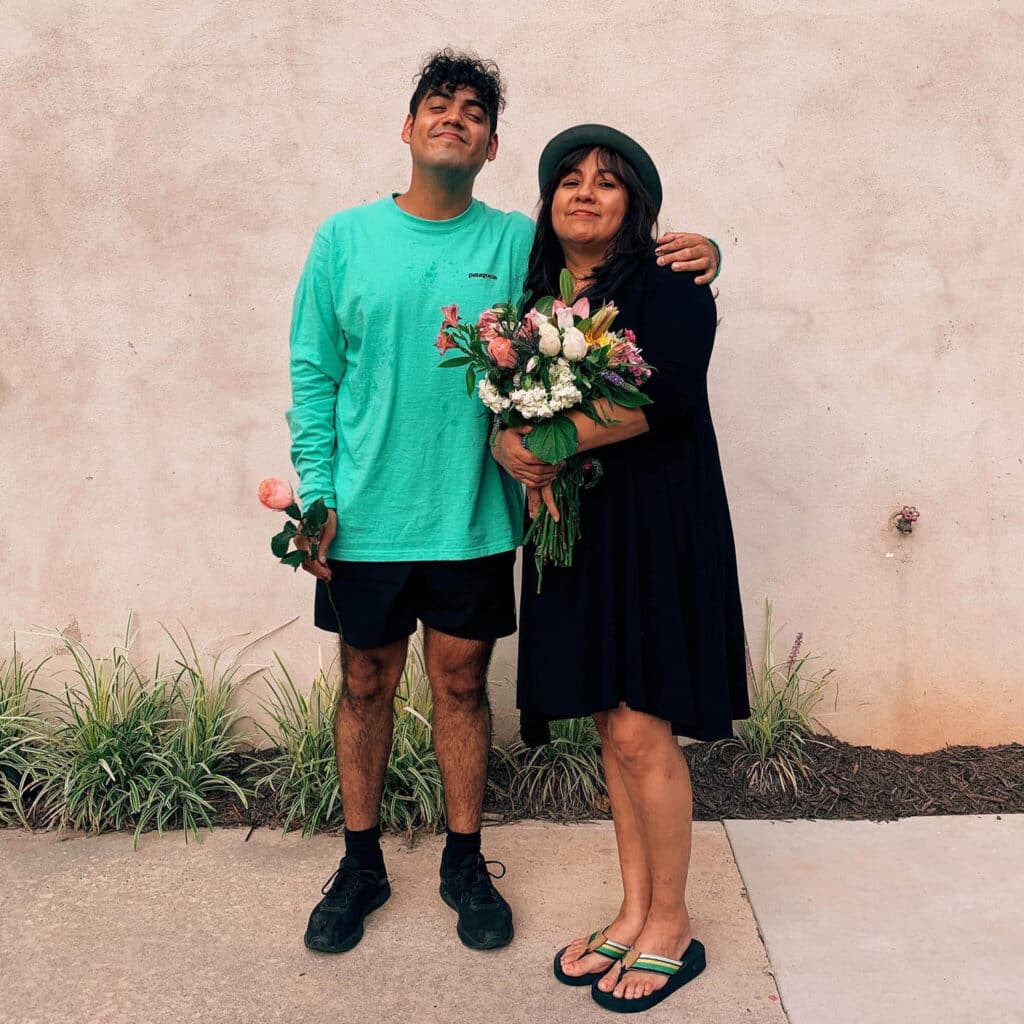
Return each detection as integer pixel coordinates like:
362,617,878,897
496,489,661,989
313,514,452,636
721,600,836,795
49,619,177,836
43,616,251,845
500,716,607,819
0,642,54,827
131,625,251,843
252,653,343,836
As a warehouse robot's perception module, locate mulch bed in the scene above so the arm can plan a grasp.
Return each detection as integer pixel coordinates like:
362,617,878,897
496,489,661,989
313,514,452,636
210,738,1024,835
685,738,1024,821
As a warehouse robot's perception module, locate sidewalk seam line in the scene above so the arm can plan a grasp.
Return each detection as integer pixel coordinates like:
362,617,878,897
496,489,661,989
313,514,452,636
722,819,792,1024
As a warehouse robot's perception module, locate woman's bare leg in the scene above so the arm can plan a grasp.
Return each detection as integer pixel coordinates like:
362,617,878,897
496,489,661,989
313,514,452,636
558,711,651,978
595,704,694,1000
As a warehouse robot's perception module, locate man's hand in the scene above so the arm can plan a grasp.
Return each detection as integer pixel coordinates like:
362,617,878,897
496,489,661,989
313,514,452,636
295,508,337,581
655,232,719,285
492,426,561,488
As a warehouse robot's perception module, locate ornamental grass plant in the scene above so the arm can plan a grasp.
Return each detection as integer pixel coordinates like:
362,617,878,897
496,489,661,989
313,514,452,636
252,653,343,836
41,616,250,846
132,626,250,842
0,643,54,827
499,716,607,819
721,600,836,795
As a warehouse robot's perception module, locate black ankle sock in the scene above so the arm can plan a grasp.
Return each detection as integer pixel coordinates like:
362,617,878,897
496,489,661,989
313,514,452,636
442,829,482,870
343,825,385,875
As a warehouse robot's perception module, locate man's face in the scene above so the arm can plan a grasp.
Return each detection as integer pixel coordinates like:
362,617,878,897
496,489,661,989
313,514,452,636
401,85,498,176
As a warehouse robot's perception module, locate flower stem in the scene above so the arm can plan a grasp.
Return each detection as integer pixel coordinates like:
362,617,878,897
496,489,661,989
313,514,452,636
526,456,584,593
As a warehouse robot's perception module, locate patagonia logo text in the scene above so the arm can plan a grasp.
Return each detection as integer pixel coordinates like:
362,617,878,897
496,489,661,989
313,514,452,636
468,272,498,280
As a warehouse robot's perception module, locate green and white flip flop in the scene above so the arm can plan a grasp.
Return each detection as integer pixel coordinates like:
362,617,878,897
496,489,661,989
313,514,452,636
591,939,706,1013
553,928,631,986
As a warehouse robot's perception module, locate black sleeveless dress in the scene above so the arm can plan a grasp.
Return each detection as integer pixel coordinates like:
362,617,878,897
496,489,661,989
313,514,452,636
516,256,750,745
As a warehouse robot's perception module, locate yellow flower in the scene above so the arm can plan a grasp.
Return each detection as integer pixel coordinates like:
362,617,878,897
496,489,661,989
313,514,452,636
586,331,615,349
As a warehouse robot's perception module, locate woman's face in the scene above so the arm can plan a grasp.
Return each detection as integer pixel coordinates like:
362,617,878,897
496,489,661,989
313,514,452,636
550,148,629,256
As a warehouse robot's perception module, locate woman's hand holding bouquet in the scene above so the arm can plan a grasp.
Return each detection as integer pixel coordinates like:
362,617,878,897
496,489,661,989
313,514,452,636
436,270,653,591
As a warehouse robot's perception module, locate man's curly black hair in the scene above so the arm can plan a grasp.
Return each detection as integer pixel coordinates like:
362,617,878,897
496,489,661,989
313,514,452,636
409,49,506,134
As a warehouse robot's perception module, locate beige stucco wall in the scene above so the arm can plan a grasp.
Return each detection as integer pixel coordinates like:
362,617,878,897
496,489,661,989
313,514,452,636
2,2,1022,753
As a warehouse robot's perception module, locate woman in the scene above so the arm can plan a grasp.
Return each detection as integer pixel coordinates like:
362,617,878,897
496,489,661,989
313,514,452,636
492,125,750,1013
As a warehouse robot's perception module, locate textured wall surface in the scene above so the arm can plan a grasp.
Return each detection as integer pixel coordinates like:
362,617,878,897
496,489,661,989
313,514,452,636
2,1,1022,752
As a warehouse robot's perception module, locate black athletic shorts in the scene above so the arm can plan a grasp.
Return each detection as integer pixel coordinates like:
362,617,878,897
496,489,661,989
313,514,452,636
313,551,517,650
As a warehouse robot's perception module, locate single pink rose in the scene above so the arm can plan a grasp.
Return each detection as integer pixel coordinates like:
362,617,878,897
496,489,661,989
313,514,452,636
487,335,518,369
441,304,460,328
435,329,457,355
258,478,295,511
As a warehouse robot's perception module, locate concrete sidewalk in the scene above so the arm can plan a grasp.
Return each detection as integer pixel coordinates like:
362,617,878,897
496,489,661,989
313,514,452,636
1,821,784,1024
4,816,1020,1024
724,815,1024,1024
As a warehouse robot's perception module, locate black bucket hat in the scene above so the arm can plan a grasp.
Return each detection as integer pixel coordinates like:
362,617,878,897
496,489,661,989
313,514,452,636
538,124,663,213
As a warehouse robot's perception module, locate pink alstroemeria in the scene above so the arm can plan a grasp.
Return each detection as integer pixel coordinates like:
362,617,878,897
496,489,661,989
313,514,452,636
477,308,502,343
435,329,457,355
441,304,460,328
487,335,518,369
553,297,589,330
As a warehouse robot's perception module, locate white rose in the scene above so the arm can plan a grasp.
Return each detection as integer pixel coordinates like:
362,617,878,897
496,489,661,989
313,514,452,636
537,322,562,357
561,326,588,361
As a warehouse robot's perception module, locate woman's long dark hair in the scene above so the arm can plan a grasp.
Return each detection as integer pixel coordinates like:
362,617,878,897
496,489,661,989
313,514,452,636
524,144,659,306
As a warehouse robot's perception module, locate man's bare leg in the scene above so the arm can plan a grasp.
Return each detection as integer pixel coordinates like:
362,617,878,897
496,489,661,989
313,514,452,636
304,634,408,954
422,627,492,832
334,635,409,829
424,627,513,949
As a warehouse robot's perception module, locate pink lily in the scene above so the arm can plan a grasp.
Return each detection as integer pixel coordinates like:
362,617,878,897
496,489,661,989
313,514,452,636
553,297,589,329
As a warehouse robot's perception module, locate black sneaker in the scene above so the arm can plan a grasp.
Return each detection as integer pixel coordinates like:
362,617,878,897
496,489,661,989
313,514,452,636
439,854,514,950
303,859,391,954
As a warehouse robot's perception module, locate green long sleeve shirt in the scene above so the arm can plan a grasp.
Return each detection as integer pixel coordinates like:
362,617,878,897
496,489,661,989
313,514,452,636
286,195,533,561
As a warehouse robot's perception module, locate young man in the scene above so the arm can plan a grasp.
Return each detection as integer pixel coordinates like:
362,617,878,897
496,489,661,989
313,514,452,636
286,49,719,955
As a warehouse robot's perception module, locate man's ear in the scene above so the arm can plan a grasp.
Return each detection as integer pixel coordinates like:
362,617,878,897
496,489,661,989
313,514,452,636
486,132,499,162
401,114,414,145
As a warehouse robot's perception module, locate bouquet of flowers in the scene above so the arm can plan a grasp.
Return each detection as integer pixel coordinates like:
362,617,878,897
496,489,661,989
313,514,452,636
436,269,653,591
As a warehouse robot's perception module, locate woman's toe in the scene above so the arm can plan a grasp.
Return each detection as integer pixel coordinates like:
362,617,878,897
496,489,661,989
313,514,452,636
560,939,584,971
